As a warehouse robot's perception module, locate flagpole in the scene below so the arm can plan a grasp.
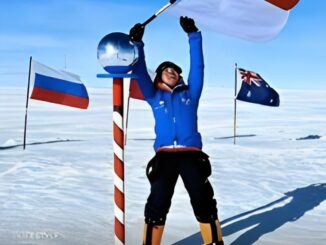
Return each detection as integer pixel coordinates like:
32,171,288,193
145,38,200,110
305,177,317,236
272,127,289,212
23,56,32,150
234,63,238,145
124,95,130,146
142,0,177,27
123,77,131,146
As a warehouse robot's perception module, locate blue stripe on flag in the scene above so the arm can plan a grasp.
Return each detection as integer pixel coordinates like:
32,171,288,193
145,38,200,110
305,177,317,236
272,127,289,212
34,73,88,98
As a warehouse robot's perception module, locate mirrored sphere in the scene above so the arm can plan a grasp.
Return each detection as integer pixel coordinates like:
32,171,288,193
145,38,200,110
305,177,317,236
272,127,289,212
97,32,139,74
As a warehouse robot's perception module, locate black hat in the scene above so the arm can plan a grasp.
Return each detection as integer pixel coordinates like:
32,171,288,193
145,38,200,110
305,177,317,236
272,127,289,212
155,61,182,76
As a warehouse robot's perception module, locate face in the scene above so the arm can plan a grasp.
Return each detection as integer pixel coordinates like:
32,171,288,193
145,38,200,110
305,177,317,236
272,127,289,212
161,67,180,87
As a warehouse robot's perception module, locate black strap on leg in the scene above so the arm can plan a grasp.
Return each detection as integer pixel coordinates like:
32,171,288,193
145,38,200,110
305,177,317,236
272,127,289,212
210,220,218,243
145,224,153,245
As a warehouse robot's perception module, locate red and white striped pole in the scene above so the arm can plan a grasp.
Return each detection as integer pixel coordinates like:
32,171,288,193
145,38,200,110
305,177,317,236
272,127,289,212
97,1,180,236
112,77,125,245
97,31,140,245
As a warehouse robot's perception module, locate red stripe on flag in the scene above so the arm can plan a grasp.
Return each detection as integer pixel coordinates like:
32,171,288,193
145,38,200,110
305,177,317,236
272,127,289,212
31,86,89,109
265,0,300,11
129,79,145,100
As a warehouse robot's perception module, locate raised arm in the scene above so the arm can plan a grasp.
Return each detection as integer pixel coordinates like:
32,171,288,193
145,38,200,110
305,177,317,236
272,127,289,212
188,32,204,99
180,17,204,100
130,23,156,100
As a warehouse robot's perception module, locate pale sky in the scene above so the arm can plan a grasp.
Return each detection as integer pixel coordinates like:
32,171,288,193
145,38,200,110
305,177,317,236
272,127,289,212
0,0,325,89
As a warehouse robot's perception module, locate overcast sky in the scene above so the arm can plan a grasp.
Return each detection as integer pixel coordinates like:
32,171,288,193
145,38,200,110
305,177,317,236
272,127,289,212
0,0,325,89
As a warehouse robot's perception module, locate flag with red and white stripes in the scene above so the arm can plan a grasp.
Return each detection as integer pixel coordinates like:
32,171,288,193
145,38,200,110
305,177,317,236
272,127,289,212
170,0,300,42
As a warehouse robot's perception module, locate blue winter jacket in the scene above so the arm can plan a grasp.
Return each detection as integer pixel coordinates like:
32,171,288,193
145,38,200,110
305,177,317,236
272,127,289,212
132,32,204,151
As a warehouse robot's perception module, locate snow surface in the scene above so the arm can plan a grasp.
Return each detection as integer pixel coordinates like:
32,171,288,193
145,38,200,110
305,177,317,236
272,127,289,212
0,87,325,245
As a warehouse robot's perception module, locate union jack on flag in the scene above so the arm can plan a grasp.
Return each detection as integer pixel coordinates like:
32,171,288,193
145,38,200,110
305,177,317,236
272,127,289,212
239,68,262,87
236,67,280,107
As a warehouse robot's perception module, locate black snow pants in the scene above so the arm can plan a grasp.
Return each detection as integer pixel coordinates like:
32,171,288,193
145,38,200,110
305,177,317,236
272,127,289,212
144,151,218,225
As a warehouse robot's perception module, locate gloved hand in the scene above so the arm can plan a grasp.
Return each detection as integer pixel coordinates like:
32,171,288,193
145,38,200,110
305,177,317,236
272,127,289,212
129,23,145,42
180,16,198,33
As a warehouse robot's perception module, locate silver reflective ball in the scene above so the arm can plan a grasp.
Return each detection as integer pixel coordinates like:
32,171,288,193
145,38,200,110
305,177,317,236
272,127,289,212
97,32,139,74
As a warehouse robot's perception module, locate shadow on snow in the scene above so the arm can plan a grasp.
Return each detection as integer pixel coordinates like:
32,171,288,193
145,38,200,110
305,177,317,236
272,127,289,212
214,134,256,140
0,139,82,150
173,183,326,245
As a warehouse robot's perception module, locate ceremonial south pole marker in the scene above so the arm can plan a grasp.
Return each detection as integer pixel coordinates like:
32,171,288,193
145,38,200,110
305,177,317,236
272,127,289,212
96,2,177,244
97,32,139,245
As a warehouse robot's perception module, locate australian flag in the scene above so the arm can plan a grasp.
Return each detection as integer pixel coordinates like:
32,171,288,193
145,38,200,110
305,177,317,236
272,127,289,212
236,68,280,107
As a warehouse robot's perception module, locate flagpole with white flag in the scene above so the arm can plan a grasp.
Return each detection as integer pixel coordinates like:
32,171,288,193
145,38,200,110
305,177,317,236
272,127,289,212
234,63,238,145
23,56,32,150
170,0,300,42
123,77,131,146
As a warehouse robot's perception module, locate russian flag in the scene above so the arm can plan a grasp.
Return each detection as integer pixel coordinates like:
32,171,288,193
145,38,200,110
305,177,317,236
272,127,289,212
30,60,89,109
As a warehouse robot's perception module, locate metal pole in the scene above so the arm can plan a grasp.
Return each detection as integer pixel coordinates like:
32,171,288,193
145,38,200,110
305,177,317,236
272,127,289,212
124,93,130,146
112,77,125,245
23,56,32,150
142,0,177,27
234,63,238,145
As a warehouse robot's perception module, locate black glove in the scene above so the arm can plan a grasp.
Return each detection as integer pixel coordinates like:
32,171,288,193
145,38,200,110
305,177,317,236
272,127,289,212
180,16,198,33
129,23,145,42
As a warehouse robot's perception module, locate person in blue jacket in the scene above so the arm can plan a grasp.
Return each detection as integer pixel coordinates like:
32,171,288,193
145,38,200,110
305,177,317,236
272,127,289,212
129,16,224,245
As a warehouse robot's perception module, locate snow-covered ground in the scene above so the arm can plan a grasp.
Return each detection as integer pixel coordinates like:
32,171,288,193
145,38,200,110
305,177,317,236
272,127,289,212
0,86,325,245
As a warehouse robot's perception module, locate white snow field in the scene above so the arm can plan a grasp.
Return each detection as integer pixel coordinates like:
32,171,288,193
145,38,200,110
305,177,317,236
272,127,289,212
0,86,325,245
